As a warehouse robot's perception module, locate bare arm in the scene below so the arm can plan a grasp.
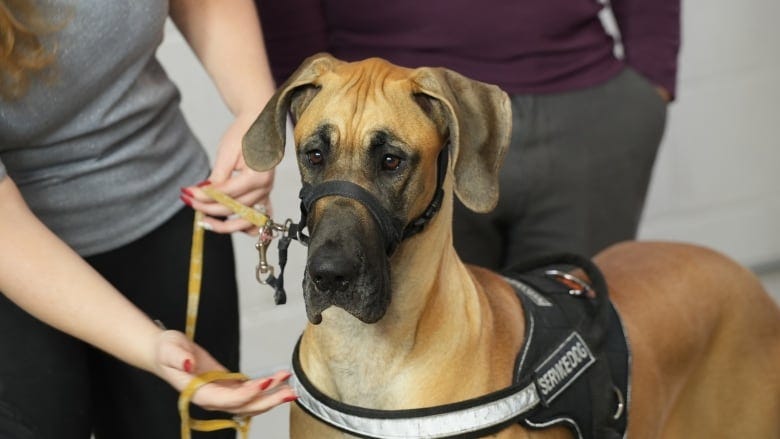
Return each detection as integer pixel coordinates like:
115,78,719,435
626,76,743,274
0,176,162,371
169,0,275,117
0,176,295,412
172,0,279,232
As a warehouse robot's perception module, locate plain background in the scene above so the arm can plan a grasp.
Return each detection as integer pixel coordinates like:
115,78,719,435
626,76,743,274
157,0,780,436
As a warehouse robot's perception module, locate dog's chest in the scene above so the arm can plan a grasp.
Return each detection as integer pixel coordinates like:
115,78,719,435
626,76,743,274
290,255,630,439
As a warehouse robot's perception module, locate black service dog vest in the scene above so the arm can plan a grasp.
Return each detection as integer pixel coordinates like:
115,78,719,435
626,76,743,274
503,253,630,439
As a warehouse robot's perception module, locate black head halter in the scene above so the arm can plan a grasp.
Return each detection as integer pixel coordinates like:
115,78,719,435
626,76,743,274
267,145,449,305
295,145,449,255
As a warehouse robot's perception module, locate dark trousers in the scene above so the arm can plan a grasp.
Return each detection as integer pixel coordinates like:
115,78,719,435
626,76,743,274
0,207,239,439
453,68,668,270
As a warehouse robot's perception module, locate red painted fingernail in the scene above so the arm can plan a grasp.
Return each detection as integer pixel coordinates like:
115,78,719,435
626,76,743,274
180,187,194,197
280,372,292,382
259,379,273,390
180,195,193,207
282,395,298,403
196,180,212,187
183,359,193,373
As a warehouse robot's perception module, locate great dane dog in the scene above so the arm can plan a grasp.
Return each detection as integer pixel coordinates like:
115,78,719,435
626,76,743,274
242,54,780,438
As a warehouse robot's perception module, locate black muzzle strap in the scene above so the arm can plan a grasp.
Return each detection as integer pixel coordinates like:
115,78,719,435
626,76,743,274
296,146,449,256
401,145,448,241
300,180,405,254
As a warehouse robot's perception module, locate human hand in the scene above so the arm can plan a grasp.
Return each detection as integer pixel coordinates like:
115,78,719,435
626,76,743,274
154,330,297,415
656,86,672,103
181,112,275,235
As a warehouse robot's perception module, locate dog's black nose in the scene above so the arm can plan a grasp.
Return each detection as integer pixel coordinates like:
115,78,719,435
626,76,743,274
307,252,356,293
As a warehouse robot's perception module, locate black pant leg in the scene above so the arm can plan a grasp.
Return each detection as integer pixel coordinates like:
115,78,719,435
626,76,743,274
0,294,93,439
86,207,239,439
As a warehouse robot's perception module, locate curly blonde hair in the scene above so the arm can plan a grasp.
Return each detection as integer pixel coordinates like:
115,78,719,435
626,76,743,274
0,0,56,100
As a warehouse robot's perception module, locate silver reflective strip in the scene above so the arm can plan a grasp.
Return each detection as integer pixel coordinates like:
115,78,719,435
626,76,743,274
290,375,540,439
504,277,553,307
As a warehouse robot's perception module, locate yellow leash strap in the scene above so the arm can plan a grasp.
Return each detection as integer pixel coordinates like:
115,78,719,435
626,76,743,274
179,187,271,439
185,211,205,340
199,185,271,228
179,371,252,439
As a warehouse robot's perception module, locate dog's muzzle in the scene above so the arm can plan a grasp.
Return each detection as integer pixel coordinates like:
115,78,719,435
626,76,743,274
295,147,449,324
300,181,406,255
298,146,449,256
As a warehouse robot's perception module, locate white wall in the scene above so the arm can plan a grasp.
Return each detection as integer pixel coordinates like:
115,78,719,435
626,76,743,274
637,0,780,269
157,1,780,435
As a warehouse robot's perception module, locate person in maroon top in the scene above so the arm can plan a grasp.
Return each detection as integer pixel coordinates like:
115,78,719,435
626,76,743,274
257,0,680,269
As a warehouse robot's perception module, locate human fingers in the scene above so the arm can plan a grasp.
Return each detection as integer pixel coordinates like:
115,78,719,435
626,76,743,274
197,214,261,235
241,383,298,417
187,376,267,412
202,168,275,206
180,186,270,223
191,370,296,414
182,172,272,208
256,370,293,393
234,370,298,416
208,114,253,184
155,330,227,390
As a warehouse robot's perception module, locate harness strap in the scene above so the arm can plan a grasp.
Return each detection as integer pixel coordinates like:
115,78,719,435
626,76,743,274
503,255,630,439
504,253,611,344
290,339,542,439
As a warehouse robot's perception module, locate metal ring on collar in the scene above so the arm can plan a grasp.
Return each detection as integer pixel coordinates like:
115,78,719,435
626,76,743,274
543,269,594,297
612,385,625,420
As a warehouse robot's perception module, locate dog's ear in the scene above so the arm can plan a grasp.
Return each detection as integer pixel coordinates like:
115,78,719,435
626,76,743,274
243,53,341,171
411,68,512,212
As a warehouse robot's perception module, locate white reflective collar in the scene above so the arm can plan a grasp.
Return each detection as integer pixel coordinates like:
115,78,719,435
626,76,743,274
290,369,541,439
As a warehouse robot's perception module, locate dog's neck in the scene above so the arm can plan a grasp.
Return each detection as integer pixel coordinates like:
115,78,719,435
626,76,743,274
298,180,505,409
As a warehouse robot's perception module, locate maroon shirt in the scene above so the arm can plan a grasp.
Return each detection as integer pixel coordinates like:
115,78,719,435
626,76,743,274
258,0,679,97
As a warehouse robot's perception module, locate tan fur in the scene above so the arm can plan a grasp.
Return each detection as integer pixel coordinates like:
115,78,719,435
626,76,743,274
243,55,780,438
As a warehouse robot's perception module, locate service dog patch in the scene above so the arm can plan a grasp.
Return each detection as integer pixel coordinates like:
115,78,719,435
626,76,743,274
534,332,596,405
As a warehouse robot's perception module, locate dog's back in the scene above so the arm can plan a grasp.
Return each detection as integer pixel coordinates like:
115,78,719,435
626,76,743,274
595,241,780,438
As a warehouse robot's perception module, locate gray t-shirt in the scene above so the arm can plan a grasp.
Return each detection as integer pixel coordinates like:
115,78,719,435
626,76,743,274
0,0,210,256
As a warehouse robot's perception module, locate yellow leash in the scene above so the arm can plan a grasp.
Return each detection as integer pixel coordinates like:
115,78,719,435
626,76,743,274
198,186,271,229
185,211,205,341
178,187,273,439
179,369,251,439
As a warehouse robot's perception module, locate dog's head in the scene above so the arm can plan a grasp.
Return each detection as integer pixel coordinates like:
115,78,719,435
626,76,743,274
243,54,511,324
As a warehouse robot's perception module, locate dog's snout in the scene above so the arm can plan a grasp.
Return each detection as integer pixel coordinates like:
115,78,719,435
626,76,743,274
308,250,357,293
302,198,391,324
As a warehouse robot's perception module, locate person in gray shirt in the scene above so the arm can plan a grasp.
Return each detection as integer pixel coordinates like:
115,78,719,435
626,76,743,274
0,1,295,438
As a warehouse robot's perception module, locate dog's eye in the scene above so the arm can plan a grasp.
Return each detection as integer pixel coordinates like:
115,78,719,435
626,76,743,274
381,154,402,171
307,150,324,166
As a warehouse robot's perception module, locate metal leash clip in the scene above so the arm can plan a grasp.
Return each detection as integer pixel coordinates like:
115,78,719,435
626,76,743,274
255,220,288,284
197,184,304,304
